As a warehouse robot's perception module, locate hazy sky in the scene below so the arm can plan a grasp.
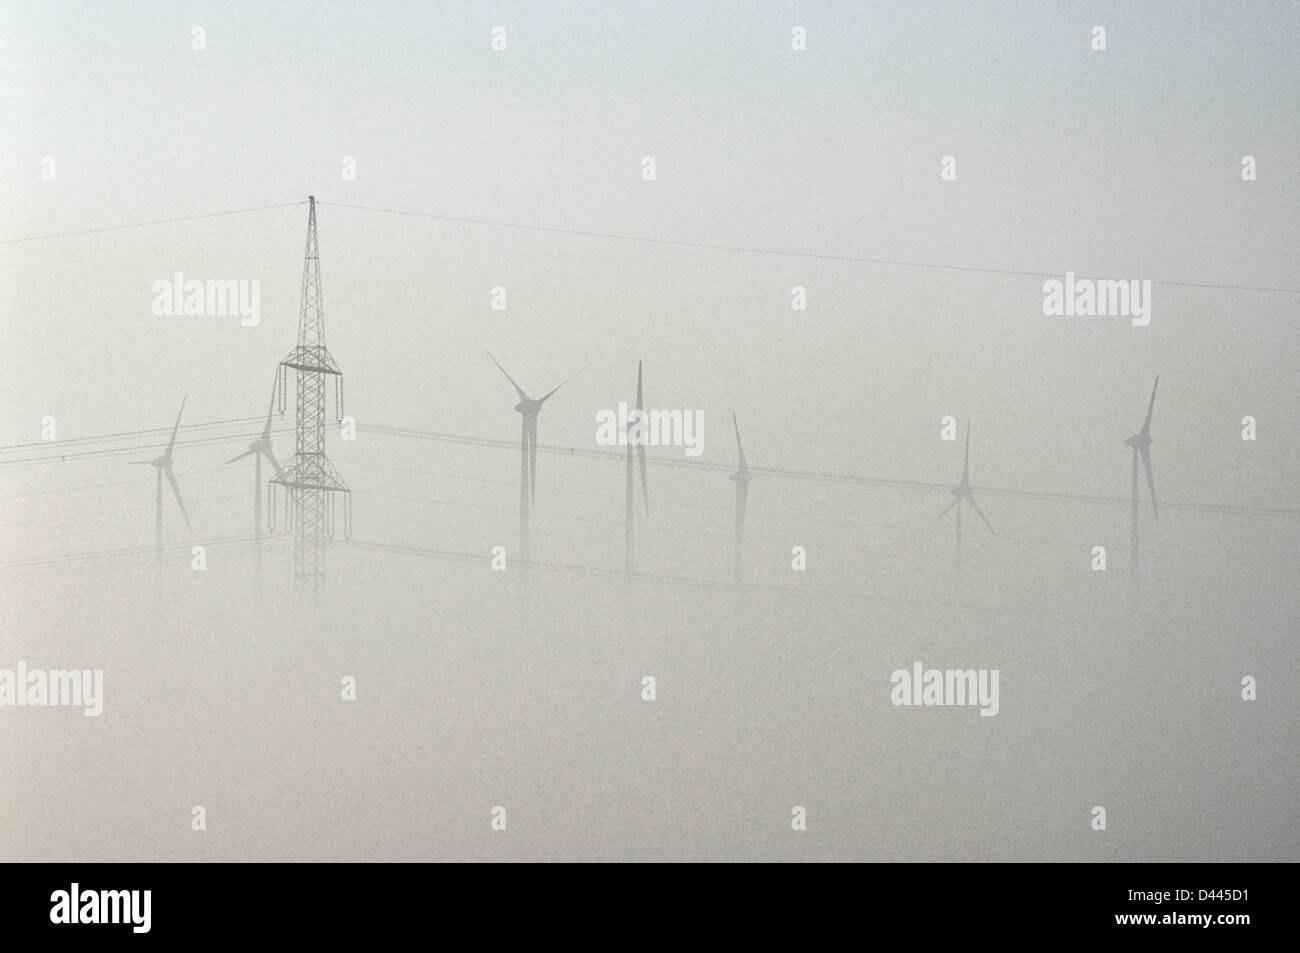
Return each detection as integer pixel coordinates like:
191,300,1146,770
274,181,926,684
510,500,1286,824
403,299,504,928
1,2,1297,862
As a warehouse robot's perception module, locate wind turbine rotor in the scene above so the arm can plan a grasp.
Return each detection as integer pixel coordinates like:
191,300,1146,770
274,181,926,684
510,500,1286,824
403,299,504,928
486,350,533,404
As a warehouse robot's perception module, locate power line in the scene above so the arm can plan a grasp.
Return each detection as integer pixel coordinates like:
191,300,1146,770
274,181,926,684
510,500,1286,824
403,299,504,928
2,412,1292,528
7,531,960,610
0,416,264,454
0,463,236,501
358,422,1300,519
351,485,961,566
351,479,1257,566
0,491,245,530
5,197,1294,295
351,468,1279,572
0,202,305,245
319,200,1300,296
0,533,286,571
0,427,293,469
339,538,994,611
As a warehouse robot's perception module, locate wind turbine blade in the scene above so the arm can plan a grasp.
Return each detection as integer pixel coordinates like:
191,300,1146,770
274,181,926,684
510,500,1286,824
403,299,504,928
485,350,532,403
733,412,748,471
129,460,154,467
163,396,187,459
968,496,996,535
538,364,589,405
227,449,256,465
1139,444,1158,519
961,422,971,486
260,445,281,475
262,381,278,439
1141,375,1159,434
164,466,192,531
937,498,958,520
635,361,644,412
527,416,538,506
736,484,748,539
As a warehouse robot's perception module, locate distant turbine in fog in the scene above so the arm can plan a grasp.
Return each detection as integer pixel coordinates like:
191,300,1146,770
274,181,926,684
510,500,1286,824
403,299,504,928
937,421,995,598
487,351,584,569
1125,376,1159,598
624,361,649,581
130,396,192,563
730,412,754,586
228,382,281,588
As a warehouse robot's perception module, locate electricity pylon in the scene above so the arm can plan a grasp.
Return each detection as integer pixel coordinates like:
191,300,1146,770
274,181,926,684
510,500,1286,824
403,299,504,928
271,196,351,592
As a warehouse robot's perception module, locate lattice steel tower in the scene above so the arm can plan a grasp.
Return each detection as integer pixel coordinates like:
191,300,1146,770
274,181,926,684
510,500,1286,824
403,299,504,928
271,196,350,591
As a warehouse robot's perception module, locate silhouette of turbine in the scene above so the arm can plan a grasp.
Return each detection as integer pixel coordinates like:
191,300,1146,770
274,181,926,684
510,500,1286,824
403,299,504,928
130,396,192,563
624,361,649,581
937,421,995,598
486,350,583,569
730,412,754,586
1125,376,1159,597
228,382,281,589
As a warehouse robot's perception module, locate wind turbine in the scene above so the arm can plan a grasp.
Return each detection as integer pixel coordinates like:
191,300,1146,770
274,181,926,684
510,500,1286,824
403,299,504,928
228,383,281,588
624,361,649,581
730,412,754,586
130,396,192,563
937,421,995,597
1125,376,1159,597
486,351,583,569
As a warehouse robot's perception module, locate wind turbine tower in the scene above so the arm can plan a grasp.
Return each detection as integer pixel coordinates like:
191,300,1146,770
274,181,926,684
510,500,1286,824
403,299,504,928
271,196,351,592
228,381,281,589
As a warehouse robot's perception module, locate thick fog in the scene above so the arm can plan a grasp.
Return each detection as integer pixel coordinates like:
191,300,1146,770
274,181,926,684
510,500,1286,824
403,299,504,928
1,1,1297,861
